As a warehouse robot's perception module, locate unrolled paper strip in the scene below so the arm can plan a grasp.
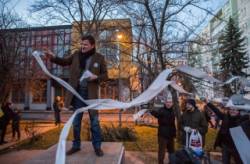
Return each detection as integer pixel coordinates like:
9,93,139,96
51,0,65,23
133,109,149,121
32,51,173,164
79,70,95,82
33,51,250,164
32,51,87,104
230,126,250,164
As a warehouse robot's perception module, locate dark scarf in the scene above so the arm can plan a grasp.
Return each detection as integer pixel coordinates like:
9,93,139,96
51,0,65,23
79,48,95,69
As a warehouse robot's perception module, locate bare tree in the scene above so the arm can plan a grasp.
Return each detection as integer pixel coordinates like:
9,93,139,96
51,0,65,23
117,0,218,136
0,0,29,104
30,0,118,40
119,0,214,76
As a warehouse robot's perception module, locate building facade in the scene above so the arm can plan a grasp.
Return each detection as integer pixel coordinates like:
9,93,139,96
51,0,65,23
8,25,72,110
189,0,250,97
2,19,135,110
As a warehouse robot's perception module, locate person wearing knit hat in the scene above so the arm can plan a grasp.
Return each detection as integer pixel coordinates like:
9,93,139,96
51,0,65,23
181,98,208,147
150,92,176,164
186,99,197,110
204,100,249,164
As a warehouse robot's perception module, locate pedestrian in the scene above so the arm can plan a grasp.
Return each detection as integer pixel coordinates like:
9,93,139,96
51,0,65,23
12,108,21,140
150,94,176,164
205,100,249,164
0,102,14,144
53,96,63,126
0,106,5,143
180,99,208,147
203,104,214,128
45,34,108,156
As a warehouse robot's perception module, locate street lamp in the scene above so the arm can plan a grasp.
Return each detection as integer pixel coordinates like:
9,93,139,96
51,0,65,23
116,32,123,100
117,34,123,40
116,31,123,127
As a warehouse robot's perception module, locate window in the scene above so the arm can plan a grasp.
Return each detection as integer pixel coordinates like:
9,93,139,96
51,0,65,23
65,33,71,44
12,83,25,103
42,36,48,45
31,80,47,103
99,45,119,68
100,84,117,99
35,36,42,46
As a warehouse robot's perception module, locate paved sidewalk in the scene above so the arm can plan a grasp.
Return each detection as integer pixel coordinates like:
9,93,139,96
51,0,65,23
0,150,45,164
0,150,222,164
125,151,222,164
0,123,57,151
24,142,124,164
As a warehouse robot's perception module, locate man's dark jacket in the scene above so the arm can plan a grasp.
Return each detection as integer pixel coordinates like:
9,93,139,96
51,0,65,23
50,50,108,108
207,103,249,149
151,106,176,139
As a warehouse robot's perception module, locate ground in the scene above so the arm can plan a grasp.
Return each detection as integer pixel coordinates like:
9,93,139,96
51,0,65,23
0,120,222,163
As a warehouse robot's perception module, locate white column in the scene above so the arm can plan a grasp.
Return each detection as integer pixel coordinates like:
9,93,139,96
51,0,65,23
46,79,52,110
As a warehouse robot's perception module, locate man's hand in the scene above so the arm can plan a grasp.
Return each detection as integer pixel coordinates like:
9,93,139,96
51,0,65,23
88,74,98,81
43,48,55,60
200,97,208,103
184,126,192,133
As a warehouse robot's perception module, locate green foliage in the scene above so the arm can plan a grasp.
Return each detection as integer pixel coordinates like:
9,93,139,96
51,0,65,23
219,17,248,96
188,47,203,68
219,17,248,76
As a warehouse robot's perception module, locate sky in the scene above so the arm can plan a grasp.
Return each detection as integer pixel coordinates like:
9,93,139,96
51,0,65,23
8,0,228,27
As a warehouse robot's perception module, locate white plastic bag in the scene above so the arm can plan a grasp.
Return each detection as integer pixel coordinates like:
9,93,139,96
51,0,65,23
189,129,203,154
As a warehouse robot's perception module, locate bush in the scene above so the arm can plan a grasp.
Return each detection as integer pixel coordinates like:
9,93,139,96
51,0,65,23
101,123,137,142
24,121,40,143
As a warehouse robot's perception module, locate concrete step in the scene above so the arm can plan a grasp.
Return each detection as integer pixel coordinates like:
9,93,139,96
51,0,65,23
23,142,124,164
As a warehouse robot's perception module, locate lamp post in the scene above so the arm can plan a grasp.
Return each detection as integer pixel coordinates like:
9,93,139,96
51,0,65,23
116,31,123,127
117,34,122,101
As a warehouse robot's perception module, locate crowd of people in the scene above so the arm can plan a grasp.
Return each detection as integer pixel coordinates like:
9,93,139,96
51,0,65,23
150,93,250,164
0,101,21,145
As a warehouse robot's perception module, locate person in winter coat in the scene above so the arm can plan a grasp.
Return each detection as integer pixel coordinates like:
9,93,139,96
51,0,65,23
0,102,14,144
45,35,108,157
12,108,21,140
53,96,63,126
205,101,249,164
150,96,176,164
181,99,208,147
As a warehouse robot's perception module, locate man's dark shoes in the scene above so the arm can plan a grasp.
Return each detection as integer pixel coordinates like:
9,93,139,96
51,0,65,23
94,148,104,157
66,148,80,155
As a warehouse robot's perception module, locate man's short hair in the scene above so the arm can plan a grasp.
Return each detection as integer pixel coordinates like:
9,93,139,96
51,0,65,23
81,35,95,45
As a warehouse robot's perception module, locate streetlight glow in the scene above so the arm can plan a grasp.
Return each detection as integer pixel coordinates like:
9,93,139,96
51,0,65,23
117,34,123,40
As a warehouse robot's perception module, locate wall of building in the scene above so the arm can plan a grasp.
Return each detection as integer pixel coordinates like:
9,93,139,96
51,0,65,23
189,0,250,97
237,0,250,74
6,19,134,110
6,25,73,110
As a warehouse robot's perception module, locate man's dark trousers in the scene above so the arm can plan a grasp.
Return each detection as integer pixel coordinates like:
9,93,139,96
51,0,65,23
72,87,102,149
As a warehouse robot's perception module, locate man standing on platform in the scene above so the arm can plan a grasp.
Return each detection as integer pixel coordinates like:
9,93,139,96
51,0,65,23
45,35,108,156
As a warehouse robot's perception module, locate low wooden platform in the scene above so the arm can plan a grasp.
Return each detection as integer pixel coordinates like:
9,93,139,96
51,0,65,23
23,142,124,164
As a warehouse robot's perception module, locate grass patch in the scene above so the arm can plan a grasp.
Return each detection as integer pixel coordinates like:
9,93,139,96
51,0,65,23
124,125,158,152
124,126,218,152
17,126,63,150
10,121,218,153
204,128,219,152
16,120,92,150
